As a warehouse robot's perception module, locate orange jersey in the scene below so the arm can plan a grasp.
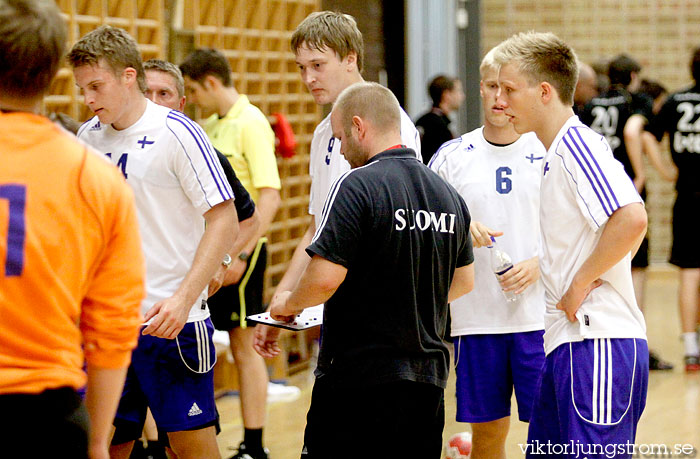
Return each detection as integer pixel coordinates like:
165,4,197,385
0,111,145,395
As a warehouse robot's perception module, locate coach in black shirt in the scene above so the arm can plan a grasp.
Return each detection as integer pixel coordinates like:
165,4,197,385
255,82,474,458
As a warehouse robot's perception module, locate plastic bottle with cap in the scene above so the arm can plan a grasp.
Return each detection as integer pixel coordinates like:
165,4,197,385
487,236,518,302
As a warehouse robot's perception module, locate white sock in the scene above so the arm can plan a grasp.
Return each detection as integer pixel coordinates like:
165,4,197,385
683,332,699,356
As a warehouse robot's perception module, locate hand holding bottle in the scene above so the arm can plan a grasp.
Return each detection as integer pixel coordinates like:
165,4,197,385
498,256,540,296
488,236,518,302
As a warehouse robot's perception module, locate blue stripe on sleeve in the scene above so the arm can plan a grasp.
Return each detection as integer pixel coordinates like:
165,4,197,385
166,112,232,201
428,137,462,170
562,130,615,216
166,123,216,208
168,111,230,197
573,128,620,209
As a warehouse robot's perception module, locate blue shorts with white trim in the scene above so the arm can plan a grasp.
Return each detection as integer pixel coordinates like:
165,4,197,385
113,319,218,436
454,330,545,423
525,338,648,459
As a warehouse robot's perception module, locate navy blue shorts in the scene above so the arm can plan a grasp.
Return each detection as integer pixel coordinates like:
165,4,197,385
525,338,648,458
112,319,218,440
454,330,545,423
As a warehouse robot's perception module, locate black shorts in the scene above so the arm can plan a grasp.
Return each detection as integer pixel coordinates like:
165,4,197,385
632,236,649,268
670,192,700,269
301,376,445,458
208,240,267,331
0,387,89,458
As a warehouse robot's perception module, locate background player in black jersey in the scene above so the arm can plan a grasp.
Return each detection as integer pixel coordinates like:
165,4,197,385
637,79,678,185
580,54,673,371
648,47,700,372
415,74,465,165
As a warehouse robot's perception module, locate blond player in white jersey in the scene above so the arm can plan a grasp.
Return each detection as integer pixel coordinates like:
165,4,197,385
493,32,648,456
69,26,236,459
430,48,545,459
255,11,420,354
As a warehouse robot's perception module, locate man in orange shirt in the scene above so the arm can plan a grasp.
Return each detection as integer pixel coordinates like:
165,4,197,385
0,1,145,458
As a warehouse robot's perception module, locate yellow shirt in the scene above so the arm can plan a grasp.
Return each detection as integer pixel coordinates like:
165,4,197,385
204,95,280,203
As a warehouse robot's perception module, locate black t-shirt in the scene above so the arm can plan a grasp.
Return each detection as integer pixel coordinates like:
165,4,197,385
415,108,454,166
580,88,653,180
648,85,700,193
215,149,255,221
306,148,473,389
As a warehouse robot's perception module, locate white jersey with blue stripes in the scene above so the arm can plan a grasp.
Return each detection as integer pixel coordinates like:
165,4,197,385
77,99,233,322
308,107,421,229
540,116,646,354
430,127,545,336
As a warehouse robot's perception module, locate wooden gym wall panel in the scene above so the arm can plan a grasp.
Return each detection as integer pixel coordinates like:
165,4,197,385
482,0,700,263
178,0,321,300
49,0,165,121
483,0,700,91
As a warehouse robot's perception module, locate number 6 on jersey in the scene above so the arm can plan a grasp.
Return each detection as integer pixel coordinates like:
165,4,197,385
496,166,512,194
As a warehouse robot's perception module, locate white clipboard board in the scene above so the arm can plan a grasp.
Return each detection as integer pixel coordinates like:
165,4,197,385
246,305,323,331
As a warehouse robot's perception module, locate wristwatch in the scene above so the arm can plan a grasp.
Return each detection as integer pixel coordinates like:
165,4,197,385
238,251,250,262
222,253,232,268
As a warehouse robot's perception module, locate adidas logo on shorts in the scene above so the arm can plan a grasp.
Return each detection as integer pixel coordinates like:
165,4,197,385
188,402,203,417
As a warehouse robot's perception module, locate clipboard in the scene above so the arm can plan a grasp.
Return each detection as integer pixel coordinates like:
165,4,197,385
246,304,323,331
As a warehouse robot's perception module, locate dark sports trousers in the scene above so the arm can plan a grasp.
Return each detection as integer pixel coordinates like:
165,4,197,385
670,192,700,268
632,189,648,269
0,387,89,459
208,241,267,331
632,237,649,268
301,377,445,459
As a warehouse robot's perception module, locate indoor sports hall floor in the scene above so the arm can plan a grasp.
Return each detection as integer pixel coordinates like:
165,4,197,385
214,265,700,458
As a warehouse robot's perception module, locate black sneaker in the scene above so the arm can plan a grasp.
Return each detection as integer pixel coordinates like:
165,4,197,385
143,440,168,459
649,350,674,371
129,440,147,459
228,442,270,459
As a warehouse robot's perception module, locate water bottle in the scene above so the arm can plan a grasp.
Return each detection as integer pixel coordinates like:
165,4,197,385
488,236,518,302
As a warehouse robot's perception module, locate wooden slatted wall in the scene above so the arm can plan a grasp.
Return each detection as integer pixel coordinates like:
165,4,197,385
50,0,164,121
176,0,320,300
